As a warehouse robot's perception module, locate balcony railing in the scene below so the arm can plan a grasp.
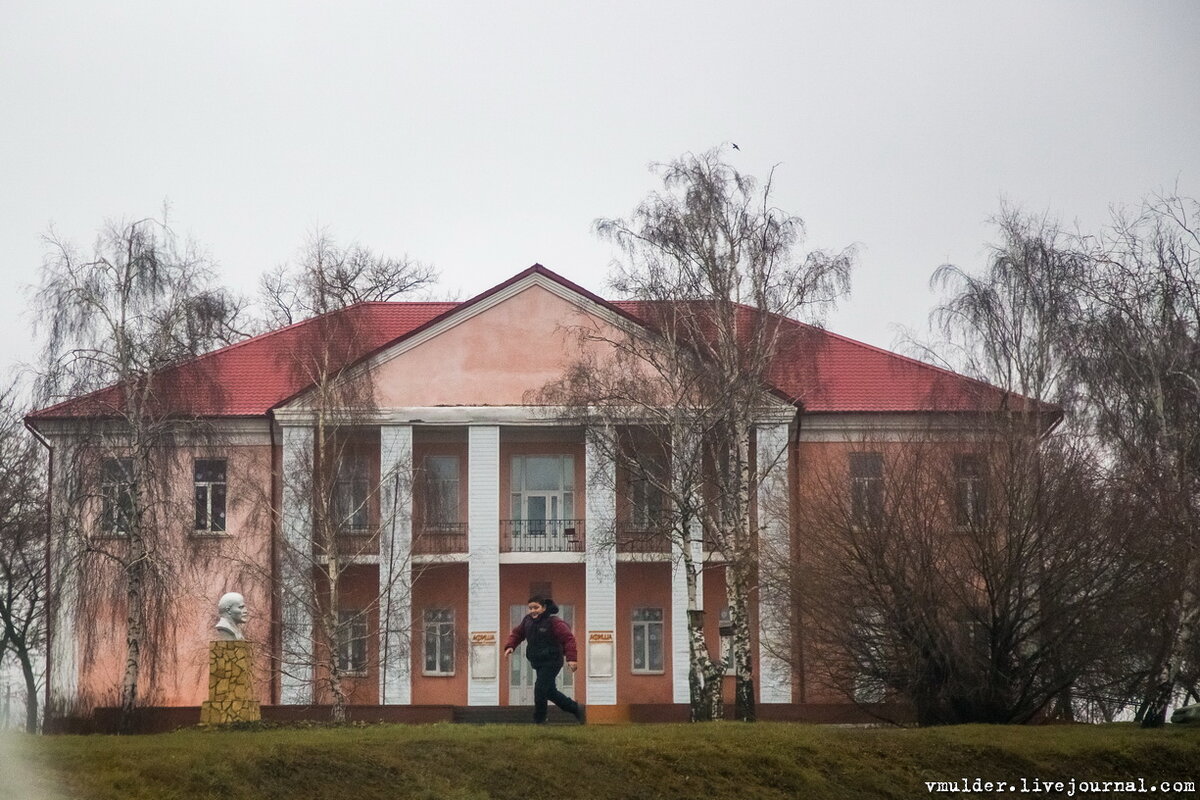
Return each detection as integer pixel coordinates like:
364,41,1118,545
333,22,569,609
615,525,672,554
501,519,585,553
412,523,468,555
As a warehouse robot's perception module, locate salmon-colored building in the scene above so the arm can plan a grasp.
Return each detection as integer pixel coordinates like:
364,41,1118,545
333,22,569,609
27,265,1013,725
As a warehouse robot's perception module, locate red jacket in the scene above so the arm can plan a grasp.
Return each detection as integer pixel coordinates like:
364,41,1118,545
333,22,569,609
505,614,578,663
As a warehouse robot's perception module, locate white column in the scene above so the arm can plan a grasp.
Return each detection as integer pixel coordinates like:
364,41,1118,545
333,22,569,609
756,423,793,703
47,439,78,716
669,429,704,705
670,516,703,704
585,427,617,705
379,424,413,705
467,426,500,705
280,425,315,704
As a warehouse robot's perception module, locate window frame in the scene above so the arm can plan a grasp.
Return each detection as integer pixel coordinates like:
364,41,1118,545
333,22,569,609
626,458,667,531
193,457,228,535
511,454,575,527
849,452,884,527
717,606,741,675
332,452,371,534
99,457,135,536
420,455,461,530
335,608,369,676
953,453,987,528
422,607,456,677
631,606,665,674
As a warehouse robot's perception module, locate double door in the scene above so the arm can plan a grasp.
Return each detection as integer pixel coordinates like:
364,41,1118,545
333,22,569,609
507,604,576,705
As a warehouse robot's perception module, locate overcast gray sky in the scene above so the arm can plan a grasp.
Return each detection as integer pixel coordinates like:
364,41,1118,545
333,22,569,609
3,1,1198,384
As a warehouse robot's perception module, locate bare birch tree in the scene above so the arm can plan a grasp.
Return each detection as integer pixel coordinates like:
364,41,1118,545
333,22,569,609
0,383,47,732
257,230,437,328
33,216,247,731
262,235,435,722
1067,195,1200,726
540,147,852,720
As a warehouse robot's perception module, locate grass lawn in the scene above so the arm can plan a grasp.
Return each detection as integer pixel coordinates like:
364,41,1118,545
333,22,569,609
6,722,1200,800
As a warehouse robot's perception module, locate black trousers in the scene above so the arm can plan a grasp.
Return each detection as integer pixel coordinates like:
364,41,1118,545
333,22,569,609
532,661,578,722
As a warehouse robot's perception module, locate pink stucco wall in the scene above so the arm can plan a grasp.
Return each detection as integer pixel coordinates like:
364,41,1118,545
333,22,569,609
73,442,275,709
371,284,635,407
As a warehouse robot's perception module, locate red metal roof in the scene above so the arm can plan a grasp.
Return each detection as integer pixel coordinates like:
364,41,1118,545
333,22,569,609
27,266,1027,421
28,302,458,420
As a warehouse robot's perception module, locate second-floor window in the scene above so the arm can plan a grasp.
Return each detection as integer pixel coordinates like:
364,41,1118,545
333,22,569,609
100,458,135,535
421,455,460,529
336,609,368,674
511,455,574,527
194,458,227,533
954,454,987,527
626,456,667,530
849,452,884,526
332,453,369,533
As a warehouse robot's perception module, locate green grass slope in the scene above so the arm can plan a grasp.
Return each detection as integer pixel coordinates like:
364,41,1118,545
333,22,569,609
10,723,1200,800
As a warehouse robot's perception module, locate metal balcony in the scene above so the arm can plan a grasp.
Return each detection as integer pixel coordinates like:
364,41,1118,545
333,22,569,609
412,523,468,555
615,525,672,554
501,519,585,553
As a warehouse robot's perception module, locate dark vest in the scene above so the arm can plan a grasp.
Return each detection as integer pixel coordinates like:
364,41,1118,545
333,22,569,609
524,614,563,666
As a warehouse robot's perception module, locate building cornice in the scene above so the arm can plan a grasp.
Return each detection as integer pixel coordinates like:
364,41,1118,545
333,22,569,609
272,404,796,427
798,412,1009,442
26,417,274,446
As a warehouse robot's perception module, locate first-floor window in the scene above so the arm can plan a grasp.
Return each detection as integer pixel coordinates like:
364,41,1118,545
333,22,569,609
424,608,455,675
336,609,368,674
851,606,886,703
194,458,227,533
631,607,664,673
718,607,739,675
100,458,135,535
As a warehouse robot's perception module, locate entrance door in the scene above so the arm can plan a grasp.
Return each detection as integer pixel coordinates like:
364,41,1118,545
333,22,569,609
508,604,576,705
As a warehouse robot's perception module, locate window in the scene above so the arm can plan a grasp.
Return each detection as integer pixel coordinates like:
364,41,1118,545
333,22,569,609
953,454,986,527
631,607,664,673
423,608,455,675
849,452,884,526
421,456,460,529
194,458,227,533
336,609,368,674
332,453,369,532
511,455,575,528
718,607,740,675
627,457,667,530
100,458,134,535
850,607,887,703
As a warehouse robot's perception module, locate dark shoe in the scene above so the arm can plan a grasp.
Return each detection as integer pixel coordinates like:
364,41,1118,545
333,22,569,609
573,704,586,724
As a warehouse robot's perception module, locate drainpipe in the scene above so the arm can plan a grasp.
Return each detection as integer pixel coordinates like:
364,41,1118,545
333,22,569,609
25,419,53,729
789,405,805,704
268,412,280,706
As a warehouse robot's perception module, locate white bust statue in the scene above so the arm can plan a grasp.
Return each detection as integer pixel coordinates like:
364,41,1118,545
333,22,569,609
215,592,248,641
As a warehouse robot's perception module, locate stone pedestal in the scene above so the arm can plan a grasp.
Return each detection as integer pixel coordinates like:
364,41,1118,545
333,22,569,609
199,640,261,724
